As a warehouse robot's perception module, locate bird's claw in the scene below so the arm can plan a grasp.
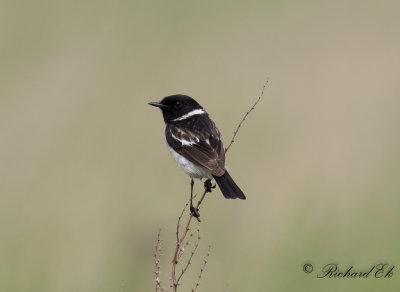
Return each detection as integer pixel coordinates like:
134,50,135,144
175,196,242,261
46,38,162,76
190,205,201,222
204,179,216,192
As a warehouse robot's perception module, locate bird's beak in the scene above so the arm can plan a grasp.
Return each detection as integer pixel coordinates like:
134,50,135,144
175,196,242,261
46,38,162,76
148,102,168,109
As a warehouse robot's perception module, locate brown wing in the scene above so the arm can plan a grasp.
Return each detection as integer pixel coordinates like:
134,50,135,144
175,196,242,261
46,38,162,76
166,117,225,177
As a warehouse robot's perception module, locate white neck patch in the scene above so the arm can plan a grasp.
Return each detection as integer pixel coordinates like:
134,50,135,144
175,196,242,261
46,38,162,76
172,109,205,122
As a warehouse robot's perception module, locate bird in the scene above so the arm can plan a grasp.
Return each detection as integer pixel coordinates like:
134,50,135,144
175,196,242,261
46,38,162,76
149,94,246,218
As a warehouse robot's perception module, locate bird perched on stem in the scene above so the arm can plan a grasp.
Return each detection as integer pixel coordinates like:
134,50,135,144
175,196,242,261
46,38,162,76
149,95,245,219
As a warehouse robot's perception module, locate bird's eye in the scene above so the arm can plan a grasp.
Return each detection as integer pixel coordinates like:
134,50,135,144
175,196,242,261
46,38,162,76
175,101,181,108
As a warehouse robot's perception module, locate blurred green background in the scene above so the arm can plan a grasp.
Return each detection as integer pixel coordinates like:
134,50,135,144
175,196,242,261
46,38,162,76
1,0,400,291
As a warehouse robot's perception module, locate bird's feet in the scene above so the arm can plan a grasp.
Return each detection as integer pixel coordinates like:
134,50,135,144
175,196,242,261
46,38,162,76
190,205,201,222
204,179,216,193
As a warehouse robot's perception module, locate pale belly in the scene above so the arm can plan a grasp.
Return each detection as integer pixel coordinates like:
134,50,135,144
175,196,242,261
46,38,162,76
168,146,212,179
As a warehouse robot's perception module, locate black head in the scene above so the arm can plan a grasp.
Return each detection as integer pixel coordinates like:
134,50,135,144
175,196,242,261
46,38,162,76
148,94,203,123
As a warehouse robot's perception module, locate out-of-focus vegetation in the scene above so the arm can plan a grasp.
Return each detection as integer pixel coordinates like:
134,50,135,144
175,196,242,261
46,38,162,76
1,1,400,291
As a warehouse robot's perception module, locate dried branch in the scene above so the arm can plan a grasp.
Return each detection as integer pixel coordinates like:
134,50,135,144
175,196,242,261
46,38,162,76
171,183,212,291
176,199,190,243
225,78,269,154
177,223,200,283
154,229,165,292
192,245,211,292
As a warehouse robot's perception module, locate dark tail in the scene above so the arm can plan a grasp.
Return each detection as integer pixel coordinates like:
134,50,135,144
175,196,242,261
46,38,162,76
213,171,246,200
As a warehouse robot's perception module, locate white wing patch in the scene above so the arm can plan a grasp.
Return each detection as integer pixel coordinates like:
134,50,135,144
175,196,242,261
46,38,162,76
181,139,196,146
170,128,199,146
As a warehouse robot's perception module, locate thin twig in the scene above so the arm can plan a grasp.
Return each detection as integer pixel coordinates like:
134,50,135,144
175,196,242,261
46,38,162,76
176,198,191,243
225,78,269,154
192,245,211,292
177,222,201,283
154,229,165,292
